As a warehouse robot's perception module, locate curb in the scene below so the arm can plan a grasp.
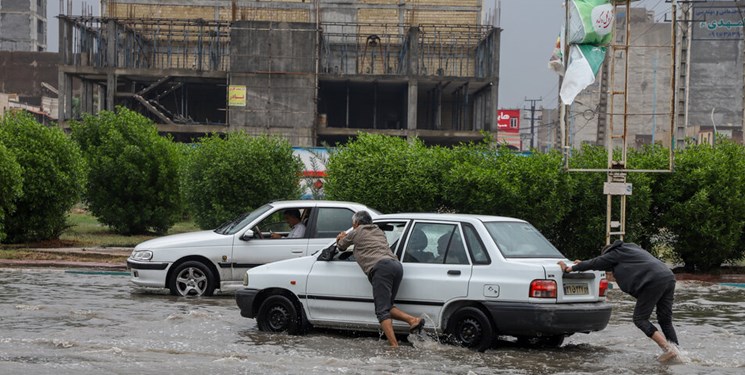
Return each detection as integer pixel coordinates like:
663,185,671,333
0,259,127,270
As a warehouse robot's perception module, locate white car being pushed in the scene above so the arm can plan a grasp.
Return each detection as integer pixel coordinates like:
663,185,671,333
127,200,378,297
236,213,612,351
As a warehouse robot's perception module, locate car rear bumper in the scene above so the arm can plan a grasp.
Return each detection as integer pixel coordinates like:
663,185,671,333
483,301,612,336
236,288,260,318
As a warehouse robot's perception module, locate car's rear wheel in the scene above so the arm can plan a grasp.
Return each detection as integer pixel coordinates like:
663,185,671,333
517,335,565,348
257,295,302,335
169,261,216,297
446,307,494,352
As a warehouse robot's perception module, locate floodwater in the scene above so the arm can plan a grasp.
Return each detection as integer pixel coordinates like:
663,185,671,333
0,269,743,375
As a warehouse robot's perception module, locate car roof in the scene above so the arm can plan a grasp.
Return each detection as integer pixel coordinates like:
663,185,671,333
269,200,379,213
374,212,527,224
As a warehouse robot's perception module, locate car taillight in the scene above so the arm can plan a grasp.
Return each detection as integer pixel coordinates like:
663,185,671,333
599,278,608,297
529,279,557,298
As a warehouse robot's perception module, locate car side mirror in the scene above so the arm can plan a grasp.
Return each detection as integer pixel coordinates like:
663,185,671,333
241,230,254,241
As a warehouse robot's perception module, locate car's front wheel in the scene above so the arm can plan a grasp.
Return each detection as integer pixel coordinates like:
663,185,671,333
169,261,216,297
446,307,494,352
257,295,302,334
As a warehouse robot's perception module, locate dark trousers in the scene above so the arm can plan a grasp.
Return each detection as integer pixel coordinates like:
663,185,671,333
368,259,403,322
633,279,679,345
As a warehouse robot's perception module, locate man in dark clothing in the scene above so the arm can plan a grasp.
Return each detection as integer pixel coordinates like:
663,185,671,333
336,210,424,347
558,240,680,362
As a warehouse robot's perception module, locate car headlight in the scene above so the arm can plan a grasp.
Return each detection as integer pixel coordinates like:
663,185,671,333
243,272,249,287
131,250,153,261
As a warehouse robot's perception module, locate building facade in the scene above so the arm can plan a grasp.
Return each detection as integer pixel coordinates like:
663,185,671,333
0,0,47,51
58,1,501,146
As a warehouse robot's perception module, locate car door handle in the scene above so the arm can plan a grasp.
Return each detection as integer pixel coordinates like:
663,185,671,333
447,270,461,276
291,249,304,254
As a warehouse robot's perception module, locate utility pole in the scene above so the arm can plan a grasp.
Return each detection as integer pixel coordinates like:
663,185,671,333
524,97,542,149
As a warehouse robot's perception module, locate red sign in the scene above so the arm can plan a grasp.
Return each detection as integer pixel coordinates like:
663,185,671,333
497,109,520,133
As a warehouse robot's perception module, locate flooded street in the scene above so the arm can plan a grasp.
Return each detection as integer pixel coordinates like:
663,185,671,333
0,268,743,374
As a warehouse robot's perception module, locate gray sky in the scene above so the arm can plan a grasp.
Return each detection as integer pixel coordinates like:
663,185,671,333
48,0,670,110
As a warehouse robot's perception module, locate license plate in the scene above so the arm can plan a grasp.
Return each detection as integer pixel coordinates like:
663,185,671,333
564,284,589,295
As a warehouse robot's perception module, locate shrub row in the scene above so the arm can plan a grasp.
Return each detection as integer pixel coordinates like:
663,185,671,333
326,133,745,271
3,111,744,271
0,108,302,242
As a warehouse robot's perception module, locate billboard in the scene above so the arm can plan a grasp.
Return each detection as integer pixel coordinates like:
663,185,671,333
497,109,520,133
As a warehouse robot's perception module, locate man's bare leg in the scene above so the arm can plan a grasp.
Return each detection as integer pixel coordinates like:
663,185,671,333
652,331,679,362
390,307,421,329
380,319,398,347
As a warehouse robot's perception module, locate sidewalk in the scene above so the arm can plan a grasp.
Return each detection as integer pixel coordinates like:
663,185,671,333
0,247,132,270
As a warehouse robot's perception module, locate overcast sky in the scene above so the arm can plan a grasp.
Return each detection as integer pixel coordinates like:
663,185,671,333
47,0,670,110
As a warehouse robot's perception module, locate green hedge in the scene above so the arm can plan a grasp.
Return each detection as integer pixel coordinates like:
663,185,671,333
325,134,450,213
324,134,745,270
654,140,745,271
71,107,182,235
183,132,302,229
0,112,86,243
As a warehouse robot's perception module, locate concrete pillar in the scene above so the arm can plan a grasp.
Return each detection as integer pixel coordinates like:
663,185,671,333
97,85,105,113
489,82,498,132
406,27,420,76
81,80,94,115
58,72,74,121
407,80,418,132
106,73,117,110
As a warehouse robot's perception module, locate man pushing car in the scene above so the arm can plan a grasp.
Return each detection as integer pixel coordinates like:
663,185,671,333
558,240,680,363
336,210,425,347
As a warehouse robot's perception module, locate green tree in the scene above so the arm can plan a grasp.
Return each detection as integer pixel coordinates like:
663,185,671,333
442,145,571,234
0,112,86,243
71,107,182,235
0,142,23,242
325,133,450,213
183,132,302,229
655,141,745,271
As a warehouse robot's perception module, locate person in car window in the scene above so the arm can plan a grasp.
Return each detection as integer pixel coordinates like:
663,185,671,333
271,209,305,239
336,210,425,347
558,240,680,362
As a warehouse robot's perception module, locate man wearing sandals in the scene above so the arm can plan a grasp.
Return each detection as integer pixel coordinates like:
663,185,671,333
336,210,425,347
558,240,680,363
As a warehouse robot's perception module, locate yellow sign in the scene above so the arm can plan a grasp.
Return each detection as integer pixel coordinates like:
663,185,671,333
228,85,247,107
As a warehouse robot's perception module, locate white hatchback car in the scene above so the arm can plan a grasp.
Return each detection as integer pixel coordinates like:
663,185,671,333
127,200,378,297
236,213,612,351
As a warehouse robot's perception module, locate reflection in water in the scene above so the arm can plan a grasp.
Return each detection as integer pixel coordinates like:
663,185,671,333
0,269,743,374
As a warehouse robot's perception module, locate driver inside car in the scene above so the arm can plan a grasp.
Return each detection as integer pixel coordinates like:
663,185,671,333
271,209,306,239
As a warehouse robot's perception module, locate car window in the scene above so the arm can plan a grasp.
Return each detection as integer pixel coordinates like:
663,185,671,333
315,207,354,238
463,224,490,265
253,207,310,238
403,222,469,265
377,221,408,254
215,204,272,235
483,221,563,258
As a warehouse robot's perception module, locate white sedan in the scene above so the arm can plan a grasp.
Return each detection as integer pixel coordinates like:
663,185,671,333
127,200,378,297
236,213,612,351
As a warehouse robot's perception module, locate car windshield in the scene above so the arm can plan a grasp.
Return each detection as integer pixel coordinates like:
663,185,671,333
214,204,273,235
483,221,564,258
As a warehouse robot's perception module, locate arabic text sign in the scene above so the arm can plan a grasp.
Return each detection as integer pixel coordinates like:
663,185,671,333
497,109,520,134
695,7,744,40
228,85,247,107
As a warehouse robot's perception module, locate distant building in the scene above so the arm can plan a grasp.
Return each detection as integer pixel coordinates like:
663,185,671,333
58,0,501,146
0,0,47,51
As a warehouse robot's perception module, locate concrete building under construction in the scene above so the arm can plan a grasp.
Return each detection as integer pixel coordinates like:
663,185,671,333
58,0,501,146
